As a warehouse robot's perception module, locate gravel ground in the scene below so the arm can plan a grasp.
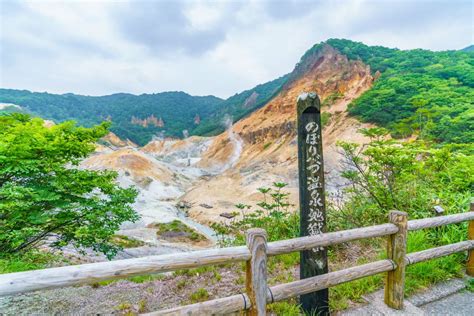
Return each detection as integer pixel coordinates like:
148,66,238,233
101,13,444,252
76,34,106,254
0,265,248,315
0,242,380,315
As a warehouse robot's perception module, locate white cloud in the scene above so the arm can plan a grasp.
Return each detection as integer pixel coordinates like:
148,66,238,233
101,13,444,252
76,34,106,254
0,0,472,98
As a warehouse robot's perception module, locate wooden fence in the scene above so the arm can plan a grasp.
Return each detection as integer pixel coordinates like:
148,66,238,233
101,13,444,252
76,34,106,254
1,204,473,315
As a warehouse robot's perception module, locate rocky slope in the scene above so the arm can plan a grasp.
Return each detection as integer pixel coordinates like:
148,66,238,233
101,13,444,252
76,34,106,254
101,132,138,148
183,44,375,224
79,137,216,260
75,44,377,254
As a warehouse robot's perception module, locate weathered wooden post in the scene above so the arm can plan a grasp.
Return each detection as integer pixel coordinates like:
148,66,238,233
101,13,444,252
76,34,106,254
297,92,329,315
384,210,408,309
467,202,474,276
245,228,268,316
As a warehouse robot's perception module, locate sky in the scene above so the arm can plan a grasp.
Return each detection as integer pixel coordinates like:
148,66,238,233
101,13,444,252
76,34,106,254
0,0,473,98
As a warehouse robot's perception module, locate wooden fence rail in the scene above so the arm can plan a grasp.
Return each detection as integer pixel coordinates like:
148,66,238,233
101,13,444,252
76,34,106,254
0,222,400,296
1,204,473,315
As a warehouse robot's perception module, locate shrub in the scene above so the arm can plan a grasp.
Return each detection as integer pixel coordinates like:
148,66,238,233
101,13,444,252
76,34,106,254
151,220,206,242
110,235,145,248
211,182,299,246
0,250,65,274
330,128,473,232
0,114,139,259
189,288,209,303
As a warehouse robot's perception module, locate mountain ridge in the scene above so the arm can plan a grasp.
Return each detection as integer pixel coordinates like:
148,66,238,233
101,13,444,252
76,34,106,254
0,76,287,145
1,38,472,145
181,43,375,224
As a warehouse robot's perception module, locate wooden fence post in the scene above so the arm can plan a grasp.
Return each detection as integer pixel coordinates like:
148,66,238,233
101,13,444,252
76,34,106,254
246,228,268,316
384,210,408,310
467,202,474,276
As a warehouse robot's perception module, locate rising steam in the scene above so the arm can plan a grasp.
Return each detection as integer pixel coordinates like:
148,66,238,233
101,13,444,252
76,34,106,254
182,130,191,166
221,115,243,171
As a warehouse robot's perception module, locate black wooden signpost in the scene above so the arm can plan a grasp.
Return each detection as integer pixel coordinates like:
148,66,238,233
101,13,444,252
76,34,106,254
297,92,329,315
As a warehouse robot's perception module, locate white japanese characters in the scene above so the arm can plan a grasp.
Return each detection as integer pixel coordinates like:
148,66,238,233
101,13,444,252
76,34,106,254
305,121,324,252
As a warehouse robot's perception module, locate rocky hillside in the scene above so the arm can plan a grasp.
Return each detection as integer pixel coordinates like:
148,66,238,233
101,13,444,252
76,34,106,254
79,137,217,260
78,43,377,228
27,38,471,237
183,44,375,224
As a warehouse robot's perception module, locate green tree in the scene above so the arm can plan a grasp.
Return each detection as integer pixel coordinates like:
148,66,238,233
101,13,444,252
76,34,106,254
331,128,473,230
324,39,474,143
0,114,139,259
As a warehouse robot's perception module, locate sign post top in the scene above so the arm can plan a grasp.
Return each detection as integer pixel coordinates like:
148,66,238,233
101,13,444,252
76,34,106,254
297,92,321,117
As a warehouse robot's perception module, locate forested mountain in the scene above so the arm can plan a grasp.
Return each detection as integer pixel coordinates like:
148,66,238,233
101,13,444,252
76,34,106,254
1,39,472,145
0,90,222,145
325,39,474,143
0,76,288,145
192,74,288,136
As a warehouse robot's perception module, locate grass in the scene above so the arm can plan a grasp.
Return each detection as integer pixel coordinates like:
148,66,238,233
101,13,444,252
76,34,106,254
321,112,332,127
263,142,272,150
174,264,219,277
467,279,474,292
138,299,148,313
115,302,133,314
0,250,66,274
151,220,206,242
330,274,383,310
110,234,145,248
267,253,298,285
404,230,464,295
92,273,166,288
127,274,166,283
189,288,209,303
176,279,187,290
268,301,301,315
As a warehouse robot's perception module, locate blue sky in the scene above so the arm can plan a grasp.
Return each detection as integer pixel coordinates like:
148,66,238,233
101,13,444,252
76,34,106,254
0,0,472,98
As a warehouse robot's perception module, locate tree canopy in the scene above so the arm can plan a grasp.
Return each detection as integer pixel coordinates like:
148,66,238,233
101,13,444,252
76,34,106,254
0,75,288,145
325,39,474,143
0,114,139,258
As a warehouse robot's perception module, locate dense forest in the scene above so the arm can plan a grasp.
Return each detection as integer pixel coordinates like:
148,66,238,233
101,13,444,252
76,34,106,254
0,75,287,145
0,90,223,145
325,39,474,143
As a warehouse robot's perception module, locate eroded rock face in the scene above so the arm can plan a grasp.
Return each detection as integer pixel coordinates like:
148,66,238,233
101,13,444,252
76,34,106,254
240,121,296,145
184,46,375,224
81,45,376,240
81,140,217,257
243,91,259,108
131,114,164,127
83,148,175,184
101,132,137,148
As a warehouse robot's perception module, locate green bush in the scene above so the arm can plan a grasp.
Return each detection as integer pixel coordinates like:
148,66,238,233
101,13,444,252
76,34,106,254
211,182,299,246
0,113,139,259
327,129,472,303
189,288,209,303
330,128,473,231
0,250,65,274
324,38,474,144
109,235,145,248
151,220,206,242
